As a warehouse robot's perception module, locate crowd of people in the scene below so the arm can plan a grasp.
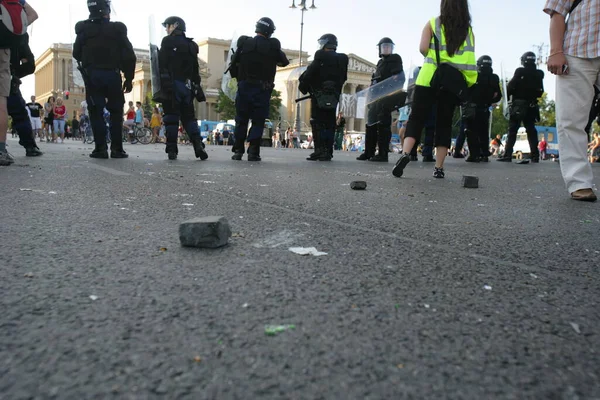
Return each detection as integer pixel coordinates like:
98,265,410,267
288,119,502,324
1,0,598,202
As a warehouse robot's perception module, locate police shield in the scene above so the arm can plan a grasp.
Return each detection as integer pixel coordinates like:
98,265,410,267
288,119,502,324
222,32,240,102
356,73,407,126
148,15,162,101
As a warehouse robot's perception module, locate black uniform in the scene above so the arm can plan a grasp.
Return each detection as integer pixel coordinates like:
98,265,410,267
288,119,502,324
158,31,207,160
299,49,348,161
359,54,403,161
501,66,544,161
7,33,42,156
73,18,136,157
229,35,289,160
463,69,502,161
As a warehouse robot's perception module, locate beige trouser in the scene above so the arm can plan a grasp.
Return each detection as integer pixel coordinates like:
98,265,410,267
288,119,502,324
556,55,600,194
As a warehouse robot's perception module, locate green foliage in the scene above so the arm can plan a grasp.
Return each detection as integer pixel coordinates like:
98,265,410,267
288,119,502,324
144,91,157,119
269,90,282,121
215,89,236,120
537,93,556,127
491,105,509,138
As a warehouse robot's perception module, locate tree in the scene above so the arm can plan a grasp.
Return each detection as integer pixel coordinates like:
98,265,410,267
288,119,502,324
143,91,157,119
215,89,236,120
537,93,556,127
491,105,509,138
269,89,282,121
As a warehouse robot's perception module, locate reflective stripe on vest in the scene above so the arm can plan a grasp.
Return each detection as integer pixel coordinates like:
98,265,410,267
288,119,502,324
416,17,478,88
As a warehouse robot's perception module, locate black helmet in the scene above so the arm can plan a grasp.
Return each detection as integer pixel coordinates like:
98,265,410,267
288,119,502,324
88,0,111,19
318,33,337,50
477,55,493,70
377,37,395,57
521,51,537,67
162,16,186,32
255,17,275,38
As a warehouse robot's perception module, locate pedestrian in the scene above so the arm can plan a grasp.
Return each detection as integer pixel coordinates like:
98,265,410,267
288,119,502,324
71,112,80,139
357,37,403,162
538,136,548,160
73,0,136,158
497,52,545,163
588,132,600,163
393,0,477,179
462,55,502,162
44,96,55,142
0,1,38,165
545,0,599,201
5,33,43,158
228,17,290,161
150,106,161,143
53,97,66,143
155,16,208,161
335,111,346,151
26,95,43,141
299,33,348,161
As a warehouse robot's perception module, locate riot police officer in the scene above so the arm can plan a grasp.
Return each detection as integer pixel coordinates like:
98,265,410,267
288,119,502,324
462,55,501,162
228,17,289,161
157,16,208,161
7,33,43,157
299,33,348,161
357,38,403,162
497,51,544,162
73,0,136,159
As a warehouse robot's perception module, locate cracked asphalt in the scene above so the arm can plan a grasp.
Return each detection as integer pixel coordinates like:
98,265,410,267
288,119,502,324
1,137,599,399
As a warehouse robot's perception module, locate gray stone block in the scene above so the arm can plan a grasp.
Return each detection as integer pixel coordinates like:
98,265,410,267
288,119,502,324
350,181,367,190
462,176,479,189
179,216,232,248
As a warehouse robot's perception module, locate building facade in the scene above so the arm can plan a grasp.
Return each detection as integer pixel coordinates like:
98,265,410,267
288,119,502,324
35,40,375,133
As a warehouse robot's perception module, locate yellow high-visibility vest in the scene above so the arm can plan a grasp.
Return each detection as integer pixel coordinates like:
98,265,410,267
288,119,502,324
416,17,477,88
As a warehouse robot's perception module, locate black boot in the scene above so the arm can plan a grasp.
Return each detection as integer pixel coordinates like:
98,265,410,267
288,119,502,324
369,152,388,162
247,139,261,161
192,140,208,160
111,149,129,158
497,155,512,162
307,131,321,161
90,145,109,159
422,155,436,162
25,146,43,157
168,152,177,160
356,152,371,161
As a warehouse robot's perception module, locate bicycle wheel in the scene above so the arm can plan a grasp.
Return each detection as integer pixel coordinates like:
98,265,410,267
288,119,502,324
137,127,152,144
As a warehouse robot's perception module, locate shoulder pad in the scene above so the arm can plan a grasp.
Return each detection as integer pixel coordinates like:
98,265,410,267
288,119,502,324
188,39,199,54
338,53,349,64
75,21,86,35
112,21,127,35
537,70,545,78
236,35,250,48
269,38,281,51
313,49,326,60
388,54,402,62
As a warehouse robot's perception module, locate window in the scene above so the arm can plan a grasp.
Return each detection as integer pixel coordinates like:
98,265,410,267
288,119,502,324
548,133,554,142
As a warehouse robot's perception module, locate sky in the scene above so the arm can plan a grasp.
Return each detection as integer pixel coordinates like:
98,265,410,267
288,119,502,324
21,0,557,101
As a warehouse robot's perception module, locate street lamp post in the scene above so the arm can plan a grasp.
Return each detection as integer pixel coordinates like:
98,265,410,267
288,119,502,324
290,0,316,133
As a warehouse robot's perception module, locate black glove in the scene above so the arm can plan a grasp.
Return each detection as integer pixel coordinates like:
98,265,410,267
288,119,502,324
192,82,206,103
10,77,22,96
123,80,133,93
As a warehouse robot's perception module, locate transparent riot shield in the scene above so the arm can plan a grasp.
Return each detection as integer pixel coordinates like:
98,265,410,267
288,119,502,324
148,15,161,101
222,32,240,101
405,66,420,106
356,73,407,126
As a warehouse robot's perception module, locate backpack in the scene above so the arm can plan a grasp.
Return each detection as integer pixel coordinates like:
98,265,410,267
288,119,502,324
0,0,28,48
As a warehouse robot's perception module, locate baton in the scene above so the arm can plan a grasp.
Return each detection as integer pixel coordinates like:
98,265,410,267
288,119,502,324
295,95,311,103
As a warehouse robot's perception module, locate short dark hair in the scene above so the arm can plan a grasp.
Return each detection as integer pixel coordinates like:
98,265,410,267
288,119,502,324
136,101,142,106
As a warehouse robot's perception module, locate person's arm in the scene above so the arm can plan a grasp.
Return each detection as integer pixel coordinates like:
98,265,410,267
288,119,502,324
22,2,38,25
419,21,433,56
546,10,568,75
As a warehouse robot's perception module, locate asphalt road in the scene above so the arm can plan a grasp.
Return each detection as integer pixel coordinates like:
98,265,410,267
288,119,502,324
1,138,599,400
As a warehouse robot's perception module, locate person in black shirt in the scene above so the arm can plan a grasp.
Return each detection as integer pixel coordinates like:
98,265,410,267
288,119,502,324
228,17,289,161
25,95,43,140
335,112,346,150
497,52,544,162
73,0,136,159
299,33,348,161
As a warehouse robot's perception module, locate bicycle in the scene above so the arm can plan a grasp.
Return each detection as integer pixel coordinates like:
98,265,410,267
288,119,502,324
123,124,152,145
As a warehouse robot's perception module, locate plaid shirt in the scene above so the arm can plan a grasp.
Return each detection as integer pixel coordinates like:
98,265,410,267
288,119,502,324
543,0,600,59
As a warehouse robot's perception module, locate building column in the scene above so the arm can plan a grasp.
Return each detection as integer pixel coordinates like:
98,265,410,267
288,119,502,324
347,83,357,132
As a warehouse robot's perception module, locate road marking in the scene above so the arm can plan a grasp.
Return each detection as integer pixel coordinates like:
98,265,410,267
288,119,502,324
79,162,131,176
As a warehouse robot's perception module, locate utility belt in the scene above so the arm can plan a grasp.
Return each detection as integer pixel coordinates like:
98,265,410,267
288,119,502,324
509,99,535,119
242,79,274,92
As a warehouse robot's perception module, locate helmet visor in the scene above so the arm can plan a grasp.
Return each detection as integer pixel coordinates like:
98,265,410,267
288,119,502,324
380,43,394,55
318,38,329,49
